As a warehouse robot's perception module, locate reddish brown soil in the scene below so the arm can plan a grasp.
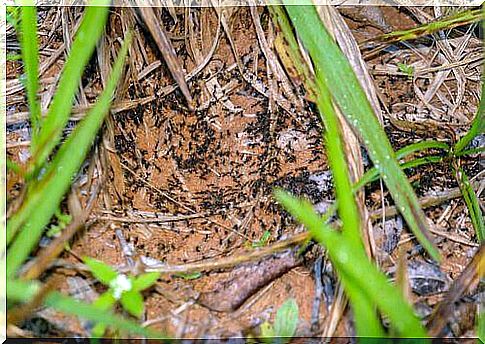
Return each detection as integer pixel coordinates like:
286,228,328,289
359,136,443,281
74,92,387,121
6,5,482,339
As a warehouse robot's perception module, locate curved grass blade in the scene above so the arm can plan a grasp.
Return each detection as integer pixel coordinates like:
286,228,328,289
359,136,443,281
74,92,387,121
454,95,484,154
371,9,482,46
455,167,484,242
25,2,110,179
7,279,40,303
7,32,132,278
274,190,428,337
315,70,361,249
354,155,444,192
455,147,485,157
304,21,386,336
283,3,440,262
19,5,41,149
354,139,449,191
8,279,165,338
395,141,449,158
454,38,484,155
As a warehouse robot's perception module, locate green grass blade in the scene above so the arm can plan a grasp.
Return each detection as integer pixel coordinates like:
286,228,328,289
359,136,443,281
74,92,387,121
6,6,20,31
299,16,386,336
455,147,485,157
19,5,41,149
454,99,484,154
268,5,317,102
315,71,361,249
455,167,484,242
354,139,449,191
283,3,440,262
354,155,444,192
25,3,110,179
454,6,484,154
376,9,482,45
7,278,40,303
395,141,449,159
7,32,132,277
274,190,428,337
454,70,484,154
45,293,165,337
8,279,165,338
337,268,386,337
6,158,23,175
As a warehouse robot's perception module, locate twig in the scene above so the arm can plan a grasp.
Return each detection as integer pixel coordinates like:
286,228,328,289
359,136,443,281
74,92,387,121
368,184,480,220
142,231,309,274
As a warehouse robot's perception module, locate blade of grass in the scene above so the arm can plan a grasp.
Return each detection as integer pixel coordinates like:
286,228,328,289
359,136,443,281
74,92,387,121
455,167,484,242
7,279,40,303
274,190,428,337
6,6,20,31
25,1,110,180
269,5,317,102
395,141,449,158
455,147,485,157
355,140,449,191
454,4,484,155
19,4,41,149
6,158,23,175
284,3,440,262
336,268,386,337
354,155,444,192
8,279,165,338
370,8,482,46
454,98,484,154
315,66,361,249
7,32,132,277
44,291,164,338
314,54,384,337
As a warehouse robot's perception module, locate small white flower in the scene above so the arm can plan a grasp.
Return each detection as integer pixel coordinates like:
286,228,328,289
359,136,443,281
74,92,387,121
109,274,132,300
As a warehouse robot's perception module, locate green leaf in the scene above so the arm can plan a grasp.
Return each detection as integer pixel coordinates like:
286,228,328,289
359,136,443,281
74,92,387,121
274,298,299,339
274,190,428,337
132,272,160,291
6,32,132,278
311,60,386,337
354,155,444,192
456,167,484,242
120,290,144,318
84,257,118,285
9,280,166,338
283,3,440,262
7,278,40,303
454,12,484,155
26,2,110,178
19,5,41,149
395,141,449,159
6,158,23,175
172,271,202,280
251,230,271,248
478,303,485,344
93,291,116,311
91,323,107,338
6,6,20,30
314,69,362,250
44,291,164,338
260,321,275,338
397,63,414,79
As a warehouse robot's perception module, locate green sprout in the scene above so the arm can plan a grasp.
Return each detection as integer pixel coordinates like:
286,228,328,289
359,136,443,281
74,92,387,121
397,62,415,80
247,230,272,249
260,298,299,343
173,272,202,280
84,257,160,337
46,210,72,238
